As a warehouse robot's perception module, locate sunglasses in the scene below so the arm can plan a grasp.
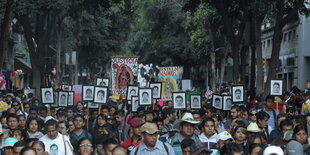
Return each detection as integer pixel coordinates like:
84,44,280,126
12,104,19,107
287,110,294,113
250,113,256,116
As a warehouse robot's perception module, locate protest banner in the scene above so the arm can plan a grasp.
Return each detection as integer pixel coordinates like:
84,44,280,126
111,57,139,95
72,85,82,104
158,66,183,100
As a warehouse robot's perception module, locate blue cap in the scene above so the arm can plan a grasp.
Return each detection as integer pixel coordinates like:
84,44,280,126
3,137,18,147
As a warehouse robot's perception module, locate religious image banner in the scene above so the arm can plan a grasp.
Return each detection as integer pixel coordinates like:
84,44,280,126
111,57,139,95
158,66,183,101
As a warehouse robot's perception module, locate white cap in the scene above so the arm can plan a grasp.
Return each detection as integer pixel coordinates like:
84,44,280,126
263,145,284,155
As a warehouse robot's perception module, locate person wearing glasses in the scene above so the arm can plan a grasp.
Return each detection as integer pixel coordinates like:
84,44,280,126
77,138,93,155
11,100,28,118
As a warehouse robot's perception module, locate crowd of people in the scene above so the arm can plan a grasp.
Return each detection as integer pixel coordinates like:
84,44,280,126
0,85,310,155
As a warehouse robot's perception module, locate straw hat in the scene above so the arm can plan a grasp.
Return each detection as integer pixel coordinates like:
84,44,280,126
247,122,262,132
174,112,200,128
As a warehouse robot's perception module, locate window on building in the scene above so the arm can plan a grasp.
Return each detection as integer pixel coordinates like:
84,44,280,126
284,33,287,42
288,31,292,41
267,39,270,47
292,29,296,40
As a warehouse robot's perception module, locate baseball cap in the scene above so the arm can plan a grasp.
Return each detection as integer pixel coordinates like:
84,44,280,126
128,117,144,128
141,122,159,134
3,137,18,147
283,131,293,141
190,142,212,155
217,131,233,141
263,145,284,155
286,140,304,155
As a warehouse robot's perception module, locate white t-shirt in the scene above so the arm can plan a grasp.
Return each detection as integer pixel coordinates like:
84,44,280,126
39,133,73,155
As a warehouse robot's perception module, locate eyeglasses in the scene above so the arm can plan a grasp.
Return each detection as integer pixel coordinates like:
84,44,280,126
250,113,256,116
58,127,66,130
12,104,19,107
287,110,294,113
80,144,92,147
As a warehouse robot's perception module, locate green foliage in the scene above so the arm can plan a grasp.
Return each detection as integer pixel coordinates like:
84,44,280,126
123,0,194,66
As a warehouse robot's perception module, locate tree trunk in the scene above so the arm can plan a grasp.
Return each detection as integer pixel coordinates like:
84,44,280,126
0,0,14,71
56,26,62,82
231,45,240,84
255,17,264,98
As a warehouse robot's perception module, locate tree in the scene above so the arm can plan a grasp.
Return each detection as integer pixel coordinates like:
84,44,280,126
264,0,309,95
0,0,14,71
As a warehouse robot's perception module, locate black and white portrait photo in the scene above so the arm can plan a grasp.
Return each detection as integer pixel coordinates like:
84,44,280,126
58,91,68,107
88,102,99,109
212,94,222,109
223,95,233,111
24,88,35,98
150,83,162,99
190,95,201,109
96,78,109,87
61,85,72,91
94,87,108,104
173,92,186,110
126,86,139,100
131,96,139,112
270,80,283,96
51,92,58,107
232,85,244,103
139,88,152,106
83,86,95,101
68,91,75,106
41,88,54,104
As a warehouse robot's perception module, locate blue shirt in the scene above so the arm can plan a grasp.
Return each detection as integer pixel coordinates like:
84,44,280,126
169,133,200,155
130,140,175,155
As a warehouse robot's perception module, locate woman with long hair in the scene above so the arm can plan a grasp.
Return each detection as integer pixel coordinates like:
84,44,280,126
26,118,44,139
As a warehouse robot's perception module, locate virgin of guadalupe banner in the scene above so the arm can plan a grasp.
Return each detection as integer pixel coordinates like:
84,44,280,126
111,57,139,95
158,66,183,100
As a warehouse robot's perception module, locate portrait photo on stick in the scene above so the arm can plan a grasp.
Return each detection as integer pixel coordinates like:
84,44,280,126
41,87,54,104
270,80,283,96
212,94,222,110
126,85,139,101
149,82,162,99
138,88,152,106
94,87,108,104
190,95,201,109
83,86,95,101
232,85,244,103
173,92,186,110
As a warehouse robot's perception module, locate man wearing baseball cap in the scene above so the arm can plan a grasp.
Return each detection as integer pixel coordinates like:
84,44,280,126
122,117,144,152
130,122,175,155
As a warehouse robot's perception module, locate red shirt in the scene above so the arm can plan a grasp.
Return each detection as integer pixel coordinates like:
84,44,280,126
121,138,143,151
